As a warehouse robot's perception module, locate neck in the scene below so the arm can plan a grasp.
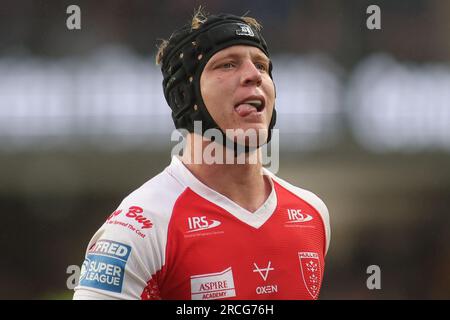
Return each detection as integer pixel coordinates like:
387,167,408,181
180,134,272,213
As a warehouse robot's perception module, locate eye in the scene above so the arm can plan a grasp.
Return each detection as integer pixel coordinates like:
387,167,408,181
255,62,269,72
221,61,236,69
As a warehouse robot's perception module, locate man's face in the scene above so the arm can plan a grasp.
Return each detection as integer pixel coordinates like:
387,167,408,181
200,45,275,145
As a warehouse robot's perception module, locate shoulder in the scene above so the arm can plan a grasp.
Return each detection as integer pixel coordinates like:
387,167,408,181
120,168,187,219
105,167,188,240
267,170,331,255
74,167,189,299
270,174,329,223
85,164,189,249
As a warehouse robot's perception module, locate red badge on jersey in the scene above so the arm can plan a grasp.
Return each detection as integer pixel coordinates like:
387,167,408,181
298,252,322,299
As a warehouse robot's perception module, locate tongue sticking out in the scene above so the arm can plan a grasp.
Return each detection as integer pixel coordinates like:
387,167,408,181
235,104,257,117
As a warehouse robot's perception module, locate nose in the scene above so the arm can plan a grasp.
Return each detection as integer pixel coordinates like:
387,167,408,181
240,60,262,87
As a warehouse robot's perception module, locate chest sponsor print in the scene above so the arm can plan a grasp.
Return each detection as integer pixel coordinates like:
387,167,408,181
190,267,236,300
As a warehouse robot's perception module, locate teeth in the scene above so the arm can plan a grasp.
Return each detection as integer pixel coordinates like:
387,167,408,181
243,100,262,107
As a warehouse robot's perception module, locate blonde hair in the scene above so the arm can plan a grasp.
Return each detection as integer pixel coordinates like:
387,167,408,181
155,6,262,65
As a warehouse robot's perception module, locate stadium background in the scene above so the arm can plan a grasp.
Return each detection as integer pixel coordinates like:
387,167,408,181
0,0,449,299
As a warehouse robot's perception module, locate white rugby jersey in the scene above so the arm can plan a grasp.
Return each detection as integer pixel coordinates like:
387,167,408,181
73,156,330,300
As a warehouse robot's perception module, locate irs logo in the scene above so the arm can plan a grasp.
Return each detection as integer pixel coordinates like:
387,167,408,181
187,216,221,233
287,209,313,224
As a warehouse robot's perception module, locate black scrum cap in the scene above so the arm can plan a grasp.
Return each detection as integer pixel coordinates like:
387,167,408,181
160,13,277,143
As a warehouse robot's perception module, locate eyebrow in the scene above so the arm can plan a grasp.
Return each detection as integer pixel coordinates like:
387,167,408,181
212,52,270,64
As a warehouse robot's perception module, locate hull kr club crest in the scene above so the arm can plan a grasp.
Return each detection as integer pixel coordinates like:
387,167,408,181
298,252,322,299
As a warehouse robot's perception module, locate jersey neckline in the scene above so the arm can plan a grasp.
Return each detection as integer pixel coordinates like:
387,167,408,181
166,156,278,229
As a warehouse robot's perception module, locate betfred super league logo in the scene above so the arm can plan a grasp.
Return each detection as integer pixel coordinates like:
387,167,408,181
298,252,322,299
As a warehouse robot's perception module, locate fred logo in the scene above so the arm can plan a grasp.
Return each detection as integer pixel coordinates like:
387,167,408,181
79,240,131,293
236,23,254,37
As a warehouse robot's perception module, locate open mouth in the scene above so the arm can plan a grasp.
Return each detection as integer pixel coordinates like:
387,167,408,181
234,97,265,117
